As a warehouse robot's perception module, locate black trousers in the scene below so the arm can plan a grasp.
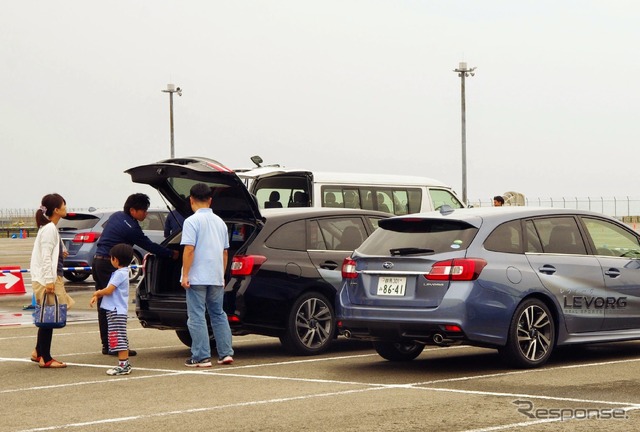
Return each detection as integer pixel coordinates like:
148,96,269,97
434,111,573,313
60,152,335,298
35,327,53,363
92,257,116,351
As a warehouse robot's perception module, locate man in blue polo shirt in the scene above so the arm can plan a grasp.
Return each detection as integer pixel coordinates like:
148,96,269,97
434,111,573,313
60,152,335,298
93,193,179,356
181,183,234,367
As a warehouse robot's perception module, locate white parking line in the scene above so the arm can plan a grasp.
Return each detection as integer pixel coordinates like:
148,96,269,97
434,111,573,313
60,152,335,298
7,355,640,432
4,355,639,406
411,355,640,386
5,342,640,430
413,385,640,408
463,404,640,432
15,387,389,432
216,352,379,370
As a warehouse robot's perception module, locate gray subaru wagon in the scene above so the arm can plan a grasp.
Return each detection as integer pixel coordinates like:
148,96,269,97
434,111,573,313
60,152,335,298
336,206,640,368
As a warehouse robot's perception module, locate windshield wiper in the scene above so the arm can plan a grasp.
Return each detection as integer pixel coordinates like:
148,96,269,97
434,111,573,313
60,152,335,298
390,247,435,256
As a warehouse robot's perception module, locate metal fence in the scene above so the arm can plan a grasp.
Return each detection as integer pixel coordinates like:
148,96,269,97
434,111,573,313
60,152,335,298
470,197,640,219
3,198,640,226
0,208,89,229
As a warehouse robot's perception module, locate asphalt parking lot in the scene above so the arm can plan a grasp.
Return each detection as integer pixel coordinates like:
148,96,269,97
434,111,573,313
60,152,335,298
3,239,640,431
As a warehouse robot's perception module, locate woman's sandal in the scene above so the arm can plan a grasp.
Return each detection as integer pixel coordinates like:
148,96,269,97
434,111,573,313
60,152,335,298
30,350,41,363
39,358,67,368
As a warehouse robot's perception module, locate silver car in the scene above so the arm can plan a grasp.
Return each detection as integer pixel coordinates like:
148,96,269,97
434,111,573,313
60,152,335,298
336,206,640,368
58,208,168,283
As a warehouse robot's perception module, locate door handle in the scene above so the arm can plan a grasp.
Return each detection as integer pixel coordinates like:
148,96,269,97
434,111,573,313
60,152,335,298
320,261,339,270
604,268,621,278
538,265,556,275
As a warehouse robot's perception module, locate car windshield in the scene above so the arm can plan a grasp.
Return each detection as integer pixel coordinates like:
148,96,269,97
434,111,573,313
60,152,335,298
358,218,478,256
58,214,101,231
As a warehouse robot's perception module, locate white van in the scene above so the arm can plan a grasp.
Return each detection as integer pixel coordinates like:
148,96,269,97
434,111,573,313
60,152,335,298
239,168,464,215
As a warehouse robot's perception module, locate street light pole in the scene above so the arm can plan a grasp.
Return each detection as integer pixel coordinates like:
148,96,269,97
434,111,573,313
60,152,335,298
453,62,475,205
161,84,182,158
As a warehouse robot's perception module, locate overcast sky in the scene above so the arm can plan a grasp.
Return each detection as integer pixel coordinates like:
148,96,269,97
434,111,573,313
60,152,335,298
2,1,638,210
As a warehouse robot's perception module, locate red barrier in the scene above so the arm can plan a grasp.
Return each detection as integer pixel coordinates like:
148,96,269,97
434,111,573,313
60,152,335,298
0,266,26,294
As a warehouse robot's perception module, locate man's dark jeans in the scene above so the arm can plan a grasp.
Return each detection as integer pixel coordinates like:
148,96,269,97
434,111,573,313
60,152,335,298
92,256,116,351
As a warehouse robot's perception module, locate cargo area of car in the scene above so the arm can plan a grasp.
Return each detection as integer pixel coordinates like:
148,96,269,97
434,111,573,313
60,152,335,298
142,221,258,296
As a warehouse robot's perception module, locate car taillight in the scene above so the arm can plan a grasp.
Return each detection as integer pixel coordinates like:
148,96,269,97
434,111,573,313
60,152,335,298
231,255,267,276
342,258,357,279
72,232,100,243
426,258,487,281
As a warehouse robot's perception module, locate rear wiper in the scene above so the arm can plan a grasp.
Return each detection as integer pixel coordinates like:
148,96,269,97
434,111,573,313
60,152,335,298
390,247,435,256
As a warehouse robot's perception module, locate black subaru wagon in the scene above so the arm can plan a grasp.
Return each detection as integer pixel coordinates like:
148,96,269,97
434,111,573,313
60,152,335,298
127,157,389,355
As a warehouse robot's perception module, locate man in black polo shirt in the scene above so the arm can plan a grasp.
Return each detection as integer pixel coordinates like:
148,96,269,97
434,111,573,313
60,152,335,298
93,193,179,356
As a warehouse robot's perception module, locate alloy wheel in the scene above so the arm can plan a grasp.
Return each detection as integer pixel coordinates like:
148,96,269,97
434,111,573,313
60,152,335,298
516,304,552,362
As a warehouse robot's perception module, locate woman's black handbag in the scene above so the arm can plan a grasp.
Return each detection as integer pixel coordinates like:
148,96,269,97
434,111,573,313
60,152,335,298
34,293,67,328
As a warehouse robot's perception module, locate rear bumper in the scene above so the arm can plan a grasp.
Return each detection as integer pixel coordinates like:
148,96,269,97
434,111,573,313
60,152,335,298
336,282,514,348
337,317,468,344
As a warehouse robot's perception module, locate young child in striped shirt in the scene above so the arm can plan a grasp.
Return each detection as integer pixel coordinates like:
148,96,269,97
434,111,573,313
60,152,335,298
90,243,134,376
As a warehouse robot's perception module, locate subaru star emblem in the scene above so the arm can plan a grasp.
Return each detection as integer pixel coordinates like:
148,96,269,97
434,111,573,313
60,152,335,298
382,262,394,269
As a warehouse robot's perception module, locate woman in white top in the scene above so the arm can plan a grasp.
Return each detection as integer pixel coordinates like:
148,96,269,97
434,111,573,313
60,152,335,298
30,193,75,368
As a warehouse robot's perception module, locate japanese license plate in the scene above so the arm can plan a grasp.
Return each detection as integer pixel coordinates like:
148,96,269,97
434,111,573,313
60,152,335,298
376,276,406,296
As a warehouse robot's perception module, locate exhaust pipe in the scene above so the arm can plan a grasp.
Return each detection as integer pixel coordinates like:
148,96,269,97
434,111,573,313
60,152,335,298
432,333,457,346
343,330,352,339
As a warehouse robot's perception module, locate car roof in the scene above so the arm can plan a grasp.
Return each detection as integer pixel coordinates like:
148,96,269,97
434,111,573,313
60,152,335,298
384,206,617,228
260,207,392,221
238,167,449,187
64,208,166,218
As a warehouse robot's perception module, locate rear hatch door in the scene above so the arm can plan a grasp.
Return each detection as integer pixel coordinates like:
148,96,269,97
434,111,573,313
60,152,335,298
126,157,262,222
346,215,480,308
58,213,102,255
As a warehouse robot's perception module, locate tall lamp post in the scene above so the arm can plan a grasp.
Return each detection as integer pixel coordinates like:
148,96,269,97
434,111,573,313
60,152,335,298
161,84,182,158
453,62,475,205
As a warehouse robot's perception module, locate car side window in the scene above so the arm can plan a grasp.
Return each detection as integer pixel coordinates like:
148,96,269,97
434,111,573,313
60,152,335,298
316,218,368,251
140,212,164,231
320,186,422,215
533,217,587,255
392,190,409,215
484,221,522,253
582,217,640,257
366,216,382,231
429,189,464,210
307,221,327,250
265,220,306,251
525,220,544,253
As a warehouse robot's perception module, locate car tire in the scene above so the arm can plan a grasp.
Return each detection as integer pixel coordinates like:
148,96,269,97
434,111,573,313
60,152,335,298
373,341,424,361
63,271,90,283
279,292,335,356
176,329,192,347
175,329,217,351
128,252,143,283
499,298,555,368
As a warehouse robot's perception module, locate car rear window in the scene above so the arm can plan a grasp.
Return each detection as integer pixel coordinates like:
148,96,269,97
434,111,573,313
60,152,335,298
358,218,478,256
265,220,306,251
58,214,101,231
